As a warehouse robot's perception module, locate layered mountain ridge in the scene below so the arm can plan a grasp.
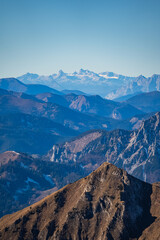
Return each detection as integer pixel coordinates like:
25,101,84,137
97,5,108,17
36,92,143,120
0,73,160,238
0,112,159,217
48,112,160,183
1,87,154,154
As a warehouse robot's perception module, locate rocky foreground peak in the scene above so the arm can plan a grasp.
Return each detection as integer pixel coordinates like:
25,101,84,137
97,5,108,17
0,162,160,240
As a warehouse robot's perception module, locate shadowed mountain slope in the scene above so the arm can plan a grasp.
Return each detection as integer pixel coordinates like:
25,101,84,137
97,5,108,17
0,112,78,154
125,91,160,113
62,89,88,95
0,162,159,240
0,78,63,95
113,92,142,102
0,151,86,218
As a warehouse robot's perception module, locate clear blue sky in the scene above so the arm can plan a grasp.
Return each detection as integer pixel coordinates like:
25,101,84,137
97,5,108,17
1,0,160,77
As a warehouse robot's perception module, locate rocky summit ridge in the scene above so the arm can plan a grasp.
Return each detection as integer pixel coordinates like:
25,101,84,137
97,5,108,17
0,162,160,240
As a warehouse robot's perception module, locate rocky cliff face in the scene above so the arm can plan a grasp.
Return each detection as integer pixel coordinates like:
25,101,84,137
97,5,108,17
48,112,160,183
0,162,159,240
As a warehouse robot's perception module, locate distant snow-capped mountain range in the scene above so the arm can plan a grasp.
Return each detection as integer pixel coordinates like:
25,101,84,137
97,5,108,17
17,69,160,99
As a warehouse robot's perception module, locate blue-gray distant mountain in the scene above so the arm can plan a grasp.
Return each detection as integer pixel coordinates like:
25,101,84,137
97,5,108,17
17,70,135,97
107,74,160,99
0,88,122,135
125,91,160,113
0,77,63,95
113,92,143,102
0,88,150,154
0,112,78,155
36,93,144,120
62,89,88,95
17,70,160,99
